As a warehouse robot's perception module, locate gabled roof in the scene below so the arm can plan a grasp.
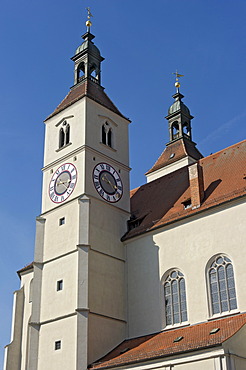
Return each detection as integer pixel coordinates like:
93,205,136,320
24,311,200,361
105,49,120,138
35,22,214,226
90,313,246,369
146,137,203,175
124,139,246,240
45,80,128,121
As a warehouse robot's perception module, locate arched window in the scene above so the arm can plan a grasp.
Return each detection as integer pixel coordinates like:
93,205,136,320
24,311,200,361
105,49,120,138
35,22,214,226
164,270,188,326
59,128,65,148
208,255,237,315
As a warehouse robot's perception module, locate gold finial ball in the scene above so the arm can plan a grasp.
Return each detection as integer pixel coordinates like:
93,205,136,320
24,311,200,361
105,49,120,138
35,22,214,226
175,81,180,88
86,20,92,27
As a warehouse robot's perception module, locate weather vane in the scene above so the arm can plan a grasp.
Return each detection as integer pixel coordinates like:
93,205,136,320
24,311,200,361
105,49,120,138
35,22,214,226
86,7,93,31
173,70,184,92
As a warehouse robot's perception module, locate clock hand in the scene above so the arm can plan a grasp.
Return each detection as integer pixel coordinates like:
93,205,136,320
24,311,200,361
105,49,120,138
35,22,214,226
102,175,117,190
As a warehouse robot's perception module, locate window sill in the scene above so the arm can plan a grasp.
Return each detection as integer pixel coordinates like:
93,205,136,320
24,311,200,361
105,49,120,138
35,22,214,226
100,142,116,152
163,321,190,331
56,142,72,152
208,309,240,321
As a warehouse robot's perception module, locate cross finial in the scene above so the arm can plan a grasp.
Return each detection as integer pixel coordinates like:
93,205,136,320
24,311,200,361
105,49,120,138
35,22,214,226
85,7,93,31
172,70,184,92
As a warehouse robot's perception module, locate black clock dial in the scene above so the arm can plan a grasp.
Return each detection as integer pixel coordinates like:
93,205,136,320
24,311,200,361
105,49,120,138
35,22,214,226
93,163,123,203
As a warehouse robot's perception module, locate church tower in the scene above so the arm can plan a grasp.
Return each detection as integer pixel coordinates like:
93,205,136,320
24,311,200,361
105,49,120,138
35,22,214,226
146,74,203,182
4,14,130,370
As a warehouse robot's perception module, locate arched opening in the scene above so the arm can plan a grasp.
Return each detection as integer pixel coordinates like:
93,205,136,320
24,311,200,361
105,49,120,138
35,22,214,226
59,128,65,148
102,125,107,144
77,62,85,83
108,128,112,147
65,124,70,145
172,121,180,140
183,122,191,138
90,64,98,79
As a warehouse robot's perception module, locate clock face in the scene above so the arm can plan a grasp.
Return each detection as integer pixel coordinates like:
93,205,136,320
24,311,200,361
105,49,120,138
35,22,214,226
93,163,123,203
49,163,77,203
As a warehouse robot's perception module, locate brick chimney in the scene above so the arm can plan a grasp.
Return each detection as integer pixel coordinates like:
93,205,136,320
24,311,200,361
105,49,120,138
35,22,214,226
188,162,204,209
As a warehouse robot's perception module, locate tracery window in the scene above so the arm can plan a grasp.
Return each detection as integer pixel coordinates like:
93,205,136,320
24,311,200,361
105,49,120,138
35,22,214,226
208,255,237,315
164,270,188,326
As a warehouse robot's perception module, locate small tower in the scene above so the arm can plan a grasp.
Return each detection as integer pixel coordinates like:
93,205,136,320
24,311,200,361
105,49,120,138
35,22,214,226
71,9,104,86
146,74,203,182
167,91,193,142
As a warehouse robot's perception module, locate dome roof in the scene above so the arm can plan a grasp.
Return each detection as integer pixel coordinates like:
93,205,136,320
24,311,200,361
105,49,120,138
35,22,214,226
75,39,101,57
168,100,190,115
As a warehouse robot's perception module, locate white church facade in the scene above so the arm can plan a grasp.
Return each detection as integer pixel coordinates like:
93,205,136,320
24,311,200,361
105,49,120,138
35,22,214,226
4,21,246,370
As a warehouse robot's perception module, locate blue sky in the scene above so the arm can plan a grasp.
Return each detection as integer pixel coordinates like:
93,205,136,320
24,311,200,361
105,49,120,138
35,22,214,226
0,0,246,365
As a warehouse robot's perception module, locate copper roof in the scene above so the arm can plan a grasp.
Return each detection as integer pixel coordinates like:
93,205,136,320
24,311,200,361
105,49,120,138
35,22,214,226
124,139,246,240
146,137,203,175
90,313,246,369
45,80,128,121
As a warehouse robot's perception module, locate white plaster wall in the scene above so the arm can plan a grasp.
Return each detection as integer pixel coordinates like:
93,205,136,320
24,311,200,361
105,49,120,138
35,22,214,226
174,358,215,369
88,313,126,364
43,99,86,167
42,200,79,261
37,316,76,370
126,199,246,338
40,253,77,322
20,271,33,370
89,249,126,320
90,197,128,260
85,99,130,167
146,157,195,183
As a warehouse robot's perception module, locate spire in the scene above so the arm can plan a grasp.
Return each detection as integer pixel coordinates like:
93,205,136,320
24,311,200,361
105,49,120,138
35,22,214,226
71,8,104,86
166,72,193,142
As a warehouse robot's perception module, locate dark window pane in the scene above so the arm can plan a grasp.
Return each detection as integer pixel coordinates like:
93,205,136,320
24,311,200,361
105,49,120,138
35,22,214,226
211,292,219,304
166,315,172,325
217,257,223,264
228,288,236,299
173,293,179,304
173,313,179,324
219,279,226,290
172,280,178,293
218,266,225,279
173,303,179,314
229,299,237,310
226,264,233,278
227,277,235,289
181,311,187,322
221,300,229,312
220,290,227,301
213,302,220,314
211,282,218,293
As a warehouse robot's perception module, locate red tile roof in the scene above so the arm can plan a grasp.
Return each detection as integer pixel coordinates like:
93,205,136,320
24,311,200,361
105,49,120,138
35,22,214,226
123,139,246,240
90,313,246,369
45,80,129,121
17,262,33,277
146,137,203,175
